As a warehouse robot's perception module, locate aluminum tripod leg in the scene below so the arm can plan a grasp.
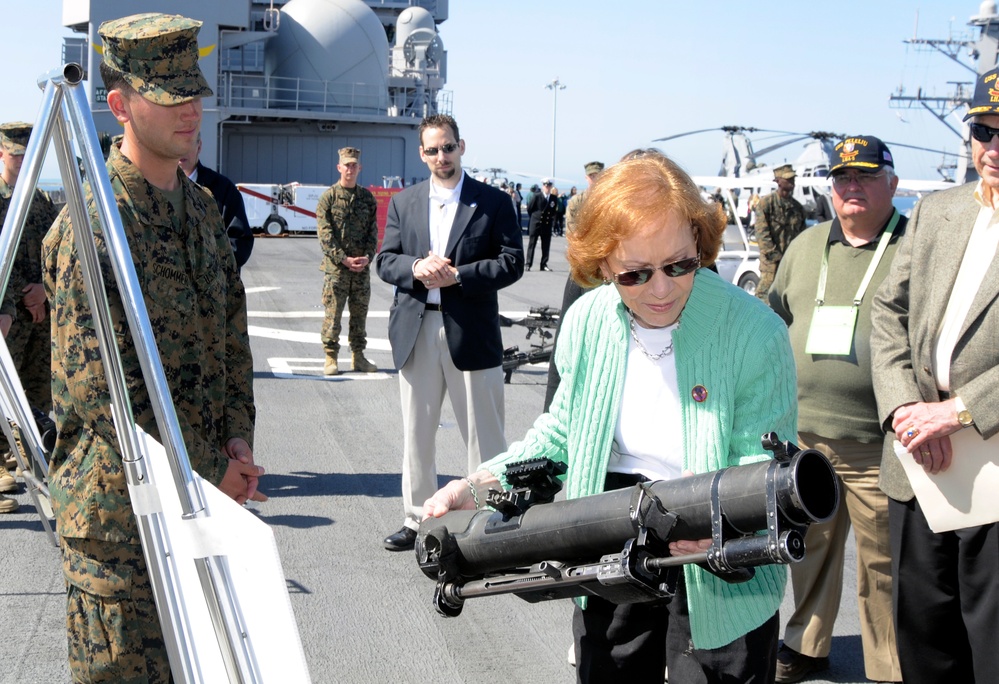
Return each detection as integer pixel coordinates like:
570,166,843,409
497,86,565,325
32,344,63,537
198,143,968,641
0,69,61,542
0,334,54,543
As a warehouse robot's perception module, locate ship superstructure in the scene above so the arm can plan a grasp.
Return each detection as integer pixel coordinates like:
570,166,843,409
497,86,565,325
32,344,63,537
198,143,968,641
59,0,450,187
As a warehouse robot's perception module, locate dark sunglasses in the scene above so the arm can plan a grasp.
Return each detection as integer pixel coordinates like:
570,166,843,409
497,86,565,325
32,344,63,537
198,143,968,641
611,256,700,286
422,142,459,156
970,122,999,143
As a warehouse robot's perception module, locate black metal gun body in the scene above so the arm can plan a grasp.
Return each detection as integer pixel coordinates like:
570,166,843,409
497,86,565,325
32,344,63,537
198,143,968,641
500,306,560,383
416,435,839,617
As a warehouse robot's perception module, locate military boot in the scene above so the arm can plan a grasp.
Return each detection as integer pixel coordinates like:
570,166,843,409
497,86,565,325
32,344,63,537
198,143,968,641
323,351,340,376
0,493,17,513
0,469,16,493
351,353,378,373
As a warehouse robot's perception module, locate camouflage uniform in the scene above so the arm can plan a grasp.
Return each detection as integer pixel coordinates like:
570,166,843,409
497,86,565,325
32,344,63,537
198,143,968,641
0,174,58,413
565,191,585,234
752,191,806,300
44,136,255,684
41,14,253,683
317,182,378,355
564,162,602,236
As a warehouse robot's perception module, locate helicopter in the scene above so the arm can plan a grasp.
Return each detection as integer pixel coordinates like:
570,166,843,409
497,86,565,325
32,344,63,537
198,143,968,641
654,126,956,224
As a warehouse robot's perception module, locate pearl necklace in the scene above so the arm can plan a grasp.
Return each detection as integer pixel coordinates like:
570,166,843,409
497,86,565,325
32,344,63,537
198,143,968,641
626,309,676,361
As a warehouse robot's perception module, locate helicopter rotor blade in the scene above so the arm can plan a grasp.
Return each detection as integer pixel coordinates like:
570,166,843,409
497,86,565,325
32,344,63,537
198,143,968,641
883,140,958,157
652,128,728,142
752,136,811,157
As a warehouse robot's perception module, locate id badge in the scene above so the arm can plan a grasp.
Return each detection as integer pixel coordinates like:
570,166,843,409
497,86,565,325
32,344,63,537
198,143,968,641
805,305,857,356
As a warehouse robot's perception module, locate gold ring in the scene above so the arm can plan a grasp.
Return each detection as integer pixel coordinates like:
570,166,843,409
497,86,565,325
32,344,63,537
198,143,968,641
905,427,919,439
920,450,930,457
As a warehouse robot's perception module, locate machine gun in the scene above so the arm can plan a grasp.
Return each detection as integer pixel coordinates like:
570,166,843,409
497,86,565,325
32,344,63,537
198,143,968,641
500,305,560,383
416,433,839,617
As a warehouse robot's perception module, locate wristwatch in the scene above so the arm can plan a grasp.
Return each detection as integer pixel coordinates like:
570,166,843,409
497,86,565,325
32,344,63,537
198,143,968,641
955,395,974,428
453,269,462,286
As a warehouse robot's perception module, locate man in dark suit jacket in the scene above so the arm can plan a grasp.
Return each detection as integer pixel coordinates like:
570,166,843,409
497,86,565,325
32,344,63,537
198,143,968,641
181,135,254,269
870,67,999,684
375,114,524,550
526,178,559,271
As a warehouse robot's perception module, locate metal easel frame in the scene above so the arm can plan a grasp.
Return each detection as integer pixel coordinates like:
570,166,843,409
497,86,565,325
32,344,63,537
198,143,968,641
5,63,263,684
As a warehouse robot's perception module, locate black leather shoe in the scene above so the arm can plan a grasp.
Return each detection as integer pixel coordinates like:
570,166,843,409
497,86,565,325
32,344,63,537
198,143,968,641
541,266,553,272
775,644,830,683
383,527,417,551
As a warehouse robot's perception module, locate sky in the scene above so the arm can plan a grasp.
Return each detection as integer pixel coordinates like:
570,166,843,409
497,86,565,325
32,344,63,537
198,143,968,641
5,1,980,187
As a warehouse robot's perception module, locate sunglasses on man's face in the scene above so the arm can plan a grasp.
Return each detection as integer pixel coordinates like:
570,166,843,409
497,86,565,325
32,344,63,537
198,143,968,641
422,142,460,156
611,256,701,286
970,122,999,144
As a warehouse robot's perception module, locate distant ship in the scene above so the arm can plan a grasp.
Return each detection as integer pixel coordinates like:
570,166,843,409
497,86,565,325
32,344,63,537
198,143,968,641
890,0,999,184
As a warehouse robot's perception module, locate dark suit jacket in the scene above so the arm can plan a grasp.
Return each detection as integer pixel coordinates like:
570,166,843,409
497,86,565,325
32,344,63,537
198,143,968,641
195,162,253,268
871,182,999,500
527,192,559,232
375,173,524,371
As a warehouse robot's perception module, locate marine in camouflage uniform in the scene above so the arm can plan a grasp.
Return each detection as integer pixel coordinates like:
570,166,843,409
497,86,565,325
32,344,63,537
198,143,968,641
753,163,806,300
0,123,59,423
41,14,259,683
564,160,604,235
317,146,379,375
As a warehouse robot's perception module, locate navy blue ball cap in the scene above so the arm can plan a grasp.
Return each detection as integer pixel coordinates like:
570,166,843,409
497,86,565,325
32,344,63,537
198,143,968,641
964,67,999,121
830,135,894,174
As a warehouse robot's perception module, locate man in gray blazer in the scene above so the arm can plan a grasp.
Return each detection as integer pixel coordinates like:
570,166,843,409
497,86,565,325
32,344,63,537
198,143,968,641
375,114,524,550
871,67,999,684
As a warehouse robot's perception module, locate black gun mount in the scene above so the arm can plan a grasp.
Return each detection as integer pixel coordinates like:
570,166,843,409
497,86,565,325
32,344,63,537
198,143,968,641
416,433,839,617
485,456,567,518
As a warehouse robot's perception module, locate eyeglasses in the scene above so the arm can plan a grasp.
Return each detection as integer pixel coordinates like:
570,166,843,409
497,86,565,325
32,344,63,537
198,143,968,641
830,170,887,188
970,122,999,143
543,182,552,186
422,142,459,156
611,256,700,286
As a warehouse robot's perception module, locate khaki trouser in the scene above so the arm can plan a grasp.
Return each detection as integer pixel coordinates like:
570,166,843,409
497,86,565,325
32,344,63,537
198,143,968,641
397,311,506,529
782,432,902,682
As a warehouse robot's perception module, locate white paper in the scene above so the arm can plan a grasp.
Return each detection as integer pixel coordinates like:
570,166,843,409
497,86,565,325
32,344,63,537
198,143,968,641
129,429,311,682
894,429,999,533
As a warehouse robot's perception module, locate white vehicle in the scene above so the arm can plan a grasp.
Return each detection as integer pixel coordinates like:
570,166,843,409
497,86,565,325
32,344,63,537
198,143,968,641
696,178,761,295
238,182,328,235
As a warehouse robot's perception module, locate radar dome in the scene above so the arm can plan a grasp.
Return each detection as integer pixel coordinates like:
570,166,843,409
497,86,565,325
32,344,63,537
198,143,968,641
265,0,389,111
395,6,436,47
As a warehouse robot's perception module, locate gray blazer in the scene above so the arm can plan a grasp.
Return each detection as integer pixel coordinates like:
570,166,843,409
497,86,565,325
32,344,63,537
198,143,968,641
871,182,999,501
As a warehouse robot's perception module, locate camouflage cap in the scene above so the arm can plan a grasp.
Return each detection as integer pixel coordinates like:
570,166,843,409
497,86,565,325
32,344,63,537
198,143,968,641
584,161,605,176
338,147,361,163
964,66,999,121
773,164,796,180
99,13,213,106
830,135,894,174
0,122,32,155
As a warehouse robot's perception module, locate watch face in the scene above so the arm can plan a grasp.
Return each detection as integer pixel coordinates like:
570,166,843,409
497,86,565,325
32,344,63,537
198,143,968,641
958,410,974,427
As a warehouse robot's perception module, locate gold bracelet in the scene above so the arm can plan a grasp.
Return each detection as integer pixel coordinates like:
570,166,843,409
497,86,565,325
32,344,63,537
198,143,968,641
462,477,480,509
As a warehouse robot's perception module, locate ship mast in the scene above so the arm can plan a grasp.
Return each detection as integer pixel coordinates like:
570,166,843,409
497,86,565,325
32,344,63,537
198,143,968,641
889,1,999,183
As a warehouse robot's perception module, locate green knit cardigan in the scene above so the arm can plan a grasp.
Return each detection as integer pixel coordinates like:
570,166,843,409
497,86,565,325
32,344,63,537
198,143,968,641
483,268,798,649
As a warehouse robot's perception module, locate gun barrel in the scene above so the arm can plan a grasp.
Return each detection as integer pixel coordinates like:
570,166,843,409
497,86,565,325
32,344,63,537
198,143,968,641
418,448,837,581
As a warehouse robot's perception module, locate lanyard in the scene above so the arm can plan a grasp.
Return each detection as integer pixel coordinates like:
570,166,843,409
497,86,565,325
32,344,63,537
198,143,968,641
814,210,901,307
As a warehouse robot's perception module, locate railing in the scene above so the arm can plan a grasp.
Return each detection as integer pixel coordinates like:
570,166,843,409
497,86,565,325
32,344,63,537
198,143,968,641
218,72,451,117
